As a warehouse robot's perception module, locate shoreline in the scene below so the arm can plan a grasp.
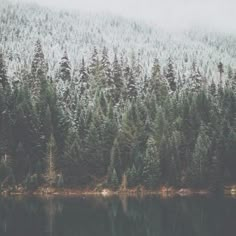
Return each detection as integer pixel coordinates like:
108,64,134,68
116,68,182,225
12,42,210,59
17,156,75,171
0,186,211,198
1,185,236,198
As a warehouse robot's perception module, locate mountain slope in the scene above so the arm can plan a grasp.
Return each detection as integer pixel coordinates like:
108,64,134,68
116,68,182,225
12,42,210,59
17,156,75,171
0,0,236,82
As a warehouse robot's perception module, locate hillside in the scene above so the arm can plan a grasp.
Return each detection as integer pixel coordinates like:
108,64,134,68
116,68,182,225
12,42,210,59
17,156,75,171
0,0,236,82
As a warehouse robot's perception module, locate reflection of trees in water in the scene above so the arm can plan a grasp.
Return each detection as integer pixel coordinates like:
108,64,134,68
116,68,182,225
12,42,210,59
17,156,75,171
0,196,236,236
105,196,233,236
120,195,127,214
0,197,45,235
0,198,11,233
44,197,63,236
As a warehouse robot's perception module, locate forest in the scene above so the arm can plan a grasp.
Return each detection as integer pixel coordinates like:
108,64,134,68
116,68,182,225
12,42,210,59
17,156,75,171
0,38,236,193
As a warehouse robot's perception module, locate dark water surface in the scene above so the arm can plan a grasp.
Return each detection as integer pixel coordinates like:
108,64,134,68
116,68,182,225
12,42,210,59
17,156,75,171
0,195,236,236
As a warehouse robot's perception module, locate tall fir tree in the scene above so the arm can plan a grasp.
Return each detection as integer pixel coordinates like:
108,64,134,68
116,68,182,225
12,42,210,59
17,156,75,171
45,133,57,187
112,53,123,103
59,51,71,82
31,39,48,99
165,57,176,92
142,136,161,188
78,57,89,98
0,51,8,89
127,69,137,100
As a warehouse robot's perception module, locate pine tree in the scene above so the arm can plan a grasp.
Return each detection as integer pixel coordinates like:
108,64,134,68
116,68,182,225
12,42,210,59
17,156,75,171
109,139,121,181
45,133,57,187
101,46,112,81
191,124,211,187
0,51,8,89
227,66,233,80
209,155,223,193
56,51,72,108
14,142,28,183
127,69,137,100
230,72,236,91
110,168,119,189
78,57,89,96
209,79,217,97
165,57,176,92
59,51,71,82
112,53,123,103
149,58,168,102
31,39,48,99
218,62,224,81
0,93,12,164
151,58,160,80
142,136,161,188
127,164,138,188
63,131,81,184
189,60,202,92
89,47,99,76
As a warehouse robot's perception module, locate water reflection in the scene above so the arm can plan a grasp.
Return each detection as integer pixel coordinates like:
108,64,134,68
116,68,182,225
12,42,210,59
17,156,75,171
0,195,236,236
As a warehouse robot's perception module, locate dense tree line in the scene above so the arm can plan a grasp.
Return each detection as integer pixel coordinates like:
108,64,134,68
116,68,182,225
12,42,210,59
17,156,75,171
0,41,236,192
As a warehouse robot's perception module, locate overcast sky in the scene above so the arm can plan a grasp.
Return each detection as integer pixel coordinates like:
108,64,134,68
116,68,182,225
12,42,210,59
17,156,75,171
19,0,236,32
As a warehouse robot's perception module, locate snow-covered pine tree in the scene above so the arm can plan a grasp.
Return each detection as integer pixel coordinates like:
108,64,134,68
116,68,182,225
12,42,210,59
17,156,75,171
59,51,71,82
149,58,168,102
189,60,202,92
101,47,111,78
127,69,137,100
78,57,89,97
31,39,48,99
149,58,161,95
101,47,112,90
112,53,123,103
218,62,224,81
89,46,99,76
230,72,236,91
0,50,8,89
165,57,176,92
58,51,72,103
209,79,217,97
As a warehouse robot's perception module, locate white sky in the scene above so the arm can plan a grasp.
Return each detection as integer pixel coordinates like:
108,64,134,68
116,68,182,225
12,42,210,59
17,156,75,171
17,0,236,31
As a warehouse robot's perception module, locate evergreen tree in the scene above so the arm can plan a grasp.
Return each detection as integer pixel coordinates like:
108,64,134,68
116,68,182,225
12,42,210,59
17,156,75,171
127,164,138,188
149,58,168,102
89,47,99,76
127,69,137,100
218,62,224,81
191,124,211,187
165,57,176,92
14,142,28,183
45,133,57,187
142,137,161,188
230,72,236,91
112,53,123,103
189,60,202,92
209,79,217,97
101,46,112,83
63,131,81,185
78,57,89,96
0,51,8,89
59,51,71,82
110,168,119,189
31,39,48,99
109,139,121,181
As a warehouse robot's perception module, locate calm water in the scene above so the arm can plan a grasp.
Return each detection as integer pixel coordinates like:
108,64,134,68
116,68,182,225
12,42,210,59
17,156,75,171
0,195,236,236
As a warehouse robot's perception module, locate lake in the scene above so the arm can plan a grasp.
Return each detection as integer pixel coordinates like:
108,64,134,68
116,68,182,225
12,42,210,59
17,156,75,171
0,195,235,236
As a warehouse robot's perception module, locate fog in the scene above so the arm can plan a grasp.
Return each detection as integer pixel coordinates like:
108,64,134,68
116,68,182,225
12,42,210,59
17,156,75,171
17,0,236,32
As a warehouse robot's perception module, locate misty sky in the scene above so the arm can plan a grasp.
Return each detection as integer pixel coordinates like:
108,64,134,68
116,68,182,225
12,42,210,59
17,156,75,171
19,0,236,31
